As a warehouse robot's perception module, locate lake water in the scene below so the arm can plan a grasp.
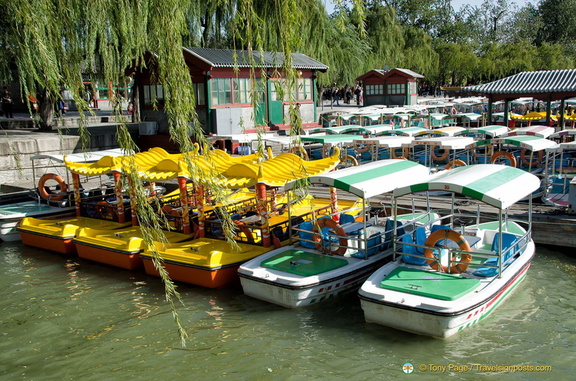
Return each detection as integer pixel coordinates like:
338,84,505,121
1,242,574,380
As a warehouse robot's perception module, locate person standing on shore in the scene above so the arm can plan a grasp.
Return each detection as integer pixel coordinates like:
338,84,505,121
2,87,14,118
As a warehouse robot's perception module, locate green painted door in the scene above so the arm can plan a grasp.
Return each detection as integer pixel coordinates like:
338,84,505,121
254,82,266,127
268,80,284,125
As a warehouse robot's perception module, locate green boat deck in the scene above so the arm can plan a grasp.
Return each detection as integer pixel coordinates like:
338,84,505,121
261,249,348,276
379,266,480,301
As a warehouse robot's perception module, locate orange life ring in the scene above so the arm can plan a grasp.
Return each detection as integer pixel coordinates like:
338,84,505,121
289,146,309,160
451,107,458,115
323,143,335,158
234,220,255,243
162,205,182,216
520,149,543,167
37,173,68,201
341,155,359,167
97,200,118,220
423,229,472,274
312,218,347,256
392,147,409,160
354,141,370,154
445,159,466,170
490,150,517,167
431,148,449,162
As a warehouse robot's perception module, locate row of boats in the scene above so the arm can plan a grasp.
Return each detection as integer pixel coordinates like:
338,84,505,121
1,135,541,338
257,122,575,208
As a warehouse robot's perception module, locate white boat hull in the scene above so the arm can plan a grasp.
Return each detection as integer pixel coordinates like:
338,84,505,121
0,201,74,242
239,246,391,308
359,241,535,338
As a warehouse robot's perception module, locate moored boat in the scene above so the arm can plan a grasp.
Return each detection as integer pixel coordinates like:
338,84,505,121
238,159,433,308
358,164,540,338
139,149,344,288
1,149,130,242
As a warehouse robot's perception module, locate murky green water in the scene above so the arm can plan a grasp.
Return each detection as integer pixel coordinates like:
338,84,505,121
1,242,574,380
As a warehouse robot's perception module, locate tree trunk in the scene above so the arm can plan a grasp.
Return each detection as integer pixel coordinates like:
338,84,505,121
36,87,55,131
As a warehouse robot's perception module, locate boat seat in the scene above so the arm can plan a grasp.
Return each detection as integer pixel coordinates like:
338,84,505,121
473,232,518,277
491,232,518,262
401,232,428,266
297,221,316,249
431,224,451,233
414,226,427,254
339,213,362,235
351,227,382,258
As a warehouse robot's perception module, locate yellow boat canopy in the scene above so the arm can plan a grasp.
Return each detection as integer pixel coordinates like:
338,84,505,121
64,146,264,179
511,111,552,121
216,147,341,188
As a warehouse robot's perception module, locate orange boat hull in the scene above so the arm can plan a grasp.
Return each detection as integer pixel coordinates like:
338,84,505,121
75,242,143,270
19,231,76,255
142,257,240,289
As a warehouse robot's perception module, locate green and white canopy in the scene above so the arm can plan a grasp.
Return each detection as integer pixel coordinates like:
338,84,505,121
393,127,428,137
300,134,365,144
356,136,413,148
393,164,541,209
467,125,509,138
286,159,429,199
406,136,475,150
466,135,558,151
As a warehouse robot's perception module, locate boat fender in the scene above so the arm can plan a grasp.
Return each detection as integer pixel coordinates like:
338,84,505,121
37,173,68,201
490,150,517,167
423,229,472,274
312,218,347,256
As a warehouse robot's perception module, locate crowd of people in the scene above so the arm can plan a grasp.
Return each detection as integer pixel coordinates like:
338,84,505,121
322,84,363,107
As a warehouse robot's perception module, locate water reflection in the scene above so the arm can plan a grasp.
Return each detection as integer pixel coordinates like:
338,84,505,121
0,242,574,379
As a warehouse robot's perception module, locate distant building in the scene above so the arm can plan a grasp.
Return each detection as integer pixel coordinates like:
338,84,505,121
356,68,424,107
133,47,328,135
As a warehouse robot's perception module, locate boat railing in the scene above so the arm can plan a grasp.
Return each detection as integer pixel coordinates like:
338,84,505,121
394,216,532,278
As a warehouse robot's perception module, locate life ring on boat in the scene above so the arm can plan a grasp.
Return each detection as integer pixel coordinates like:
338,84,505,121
389,120,395,127
162,205,182,216
520,149,544,166
445,159,467,170
341,155,359,167
323,143,335,158
392,147,409,160
234,220,255,244
37,173,68,201
490,150,517,167
423,229,472,274
451,107,458,115
312,218,347,256
289,146,309,160
431,148,449,162
354,141,370,154
97,200,118,220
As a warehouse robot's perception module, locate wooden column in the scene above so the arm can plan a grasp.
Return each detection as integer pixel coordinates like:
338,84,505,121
72,173,82,217
178,177,191,235
256,183,271,247
113,171,126,223
194,183,205,238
